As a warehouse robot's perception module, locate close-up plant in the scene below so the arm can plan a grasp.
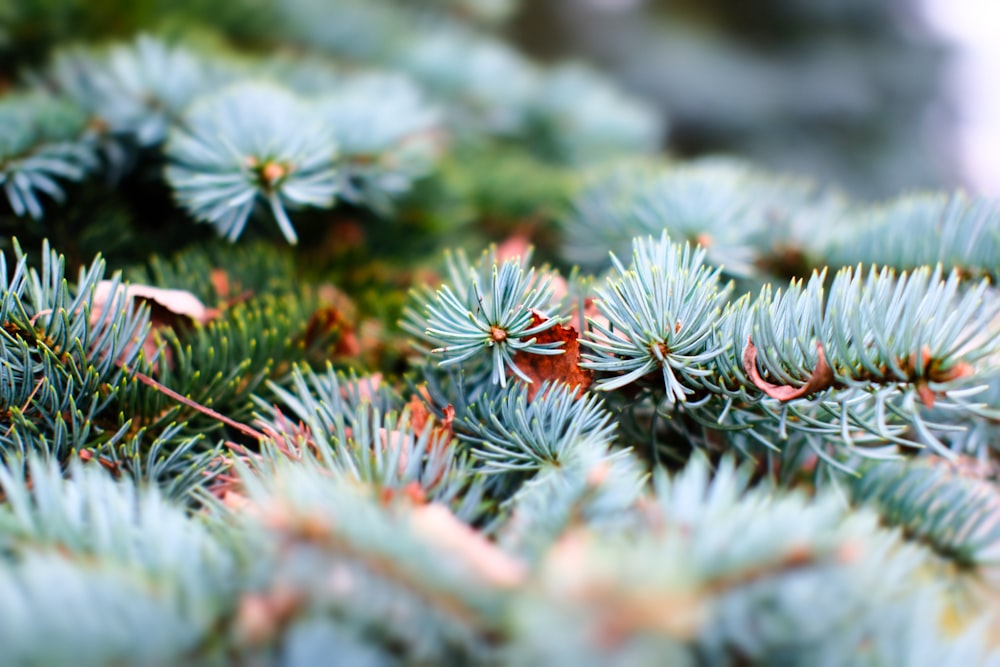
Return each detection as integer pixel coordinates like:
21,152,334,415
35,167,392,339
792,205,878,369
2,0,1000,664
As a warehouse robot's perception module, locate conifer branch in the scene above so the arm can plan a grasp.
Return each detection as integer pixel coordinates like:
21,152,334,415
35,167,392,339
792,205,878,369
0,92,97,219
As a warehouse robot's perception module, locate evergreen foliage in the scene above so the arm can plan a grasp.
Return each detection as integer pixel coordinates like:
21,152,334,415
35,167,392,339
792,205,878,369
2,0,1000,663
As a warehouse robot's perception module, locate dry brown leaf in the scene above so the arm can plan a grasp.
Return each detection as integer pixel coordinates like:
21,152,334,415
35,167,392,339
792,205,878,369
299,306,360,358
742,337,835,401
410,503,527,588
92,281,219,326
408,393,432,434
512,311,593,400
407,390,455,441
89,281,221,370
379,481,428,506
907,345,974,408
209,268,231,300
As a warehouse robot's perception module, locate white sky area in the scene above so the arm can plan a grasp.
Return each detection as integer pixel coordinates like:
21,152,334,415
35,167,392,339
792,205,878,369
922,0,1000,196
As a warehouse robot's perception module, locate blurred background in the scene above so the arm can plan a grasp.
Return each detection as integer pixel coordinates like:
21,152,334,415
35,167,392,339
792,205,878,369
512,0,986,199
2,0,994,200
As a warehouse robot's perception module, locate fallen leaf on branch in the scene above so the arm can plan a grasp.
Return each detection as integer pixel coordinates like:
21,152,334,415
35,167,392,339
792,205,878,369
91,280,219,326
907,345,974,408
209,268,230,299
407,389,455,441
380,481,428,506
299,306,360,358
90,281,221,369
742,337,835,401
513,311,593,399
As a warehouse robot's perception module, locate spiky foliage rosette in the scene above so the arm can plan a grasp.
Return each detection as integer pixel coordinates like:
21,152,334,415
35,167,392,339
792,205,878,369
317,72,443,210
582,233,733,401
701,263,1000,456
50,36,216,148
0,241,150,460
165,83,340,243
458,380,617,472
0,91,97,219
403,248,566,387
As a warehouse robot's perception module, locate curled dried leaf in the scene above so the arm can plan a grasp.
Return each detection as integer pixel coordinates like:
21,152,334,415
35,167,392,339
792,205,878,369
407,390,455,442
92,280,219,326
299,306,360,358
906,345,974,408
742,337,835,401
91,281,221,370
209,268,230,299
513,311,593,400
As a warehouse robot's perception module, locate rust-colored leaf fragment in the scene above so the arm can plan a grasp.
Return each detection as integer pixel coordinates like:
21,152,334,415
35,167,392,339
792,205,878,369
742,337,835,401
380,481,428,506
90,281,221,370
914,380,936,408
407,391,455,442
906,345,975,408
299,306,360,357
513,312,593,400
77,449,122,476
92,280,219,327
209,268,230,299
